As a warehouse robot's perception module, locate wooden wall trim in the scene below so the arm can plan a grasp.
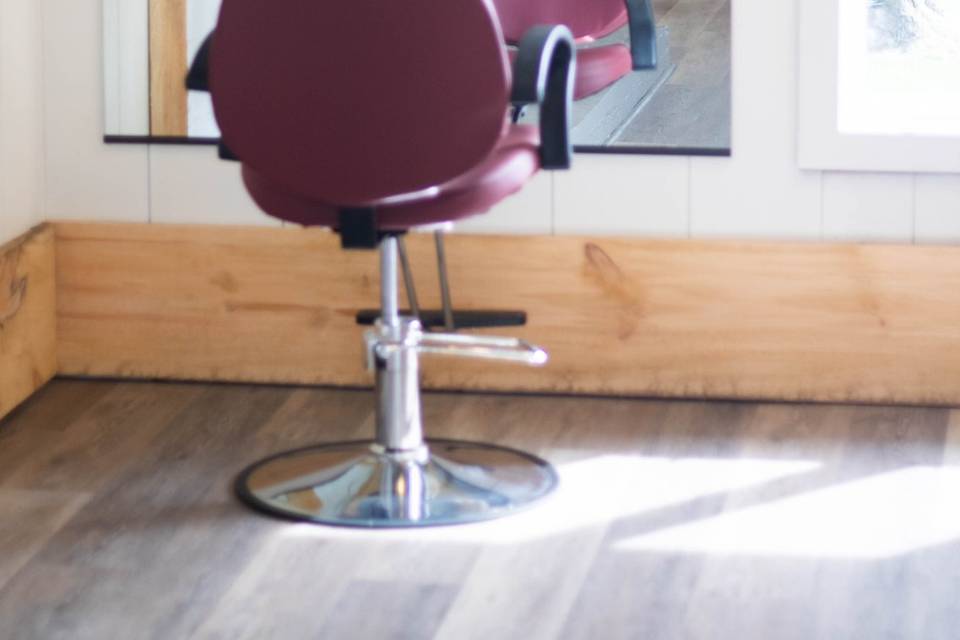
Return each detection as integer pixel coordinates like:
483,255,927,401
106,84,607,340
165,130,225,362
148,0,188,137
53,221,960,406
0,226,57,421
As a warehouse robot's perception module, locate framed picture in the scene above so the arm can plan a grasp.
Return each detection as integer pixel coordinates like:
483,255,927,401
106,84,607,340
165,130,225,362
798,0,960,172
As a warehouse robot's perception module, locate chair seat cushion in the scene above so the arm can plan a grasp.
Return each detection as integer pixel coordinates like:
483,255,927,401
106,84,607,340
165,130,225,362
590,10,628,40
241,125,541,230
497,1,627,42
574,44,632,99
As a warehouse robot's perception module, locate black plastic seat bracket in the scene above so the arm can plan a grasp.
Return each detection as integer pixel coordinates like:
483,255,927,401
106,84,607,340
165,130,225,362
338,209,382,249
355,309,526,330
186,33,212,92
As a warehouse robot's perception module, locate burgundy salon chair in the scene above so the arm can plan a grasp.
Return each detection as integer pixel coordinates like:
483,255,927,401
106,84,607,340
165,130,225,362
187,0,575,527
494,0,657,99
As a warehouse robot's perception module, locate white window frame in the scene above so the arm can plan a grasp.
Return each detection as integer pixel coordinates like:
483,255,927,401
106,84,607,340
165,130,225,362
797,0,960,173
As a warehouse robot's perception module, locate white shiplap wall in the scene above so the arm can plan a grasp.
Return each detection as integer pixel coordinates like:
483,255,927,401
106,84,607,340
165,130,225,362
39,0,960,242
0,0,44,243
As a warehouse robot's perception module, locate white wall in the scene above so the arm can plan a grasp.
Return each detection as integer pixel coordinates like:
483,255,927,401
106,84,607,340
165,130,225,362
0,0,44,243
39,0,960,243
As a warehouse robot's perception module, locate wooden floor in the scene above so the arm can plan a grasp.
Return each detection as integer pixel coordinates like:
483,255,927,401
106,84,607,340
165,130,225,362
1,380,958,639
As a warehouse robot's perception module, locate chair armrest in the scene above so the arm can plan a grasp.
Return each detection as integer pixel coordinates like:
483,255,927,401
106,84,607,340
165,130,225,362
510,25,575,170
625,0,657,69
186,33,213,91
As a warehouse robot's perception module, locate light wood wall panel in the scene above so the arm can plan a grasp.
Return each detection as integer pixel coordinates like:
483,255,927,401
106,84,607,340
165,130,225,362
148,0,188,137
54,222,960,406
0,226,57,421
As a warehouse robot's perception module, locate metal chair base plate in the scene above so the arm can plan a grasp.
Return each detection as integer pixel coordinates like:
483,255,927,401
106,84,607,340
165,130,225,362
236,439,558,528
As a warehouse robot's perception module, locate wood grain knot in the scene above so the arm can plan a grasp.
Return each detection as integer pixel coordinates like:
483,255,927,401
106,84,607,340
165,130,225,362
585,243,625,282
0,251,28,330
583,242,644,340
210,271,240,293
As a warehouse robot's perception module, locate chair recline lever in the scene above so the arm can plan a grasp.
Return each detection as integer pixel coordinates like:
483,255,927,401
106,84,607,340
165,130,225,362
418,332,548,366
366,324,548,371
510,24,576,170
625,0,658,69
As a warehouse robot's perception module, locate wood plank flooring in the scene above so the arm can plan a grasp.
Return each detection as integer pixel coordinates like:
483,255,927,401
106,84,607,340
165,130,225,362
1,379,958,639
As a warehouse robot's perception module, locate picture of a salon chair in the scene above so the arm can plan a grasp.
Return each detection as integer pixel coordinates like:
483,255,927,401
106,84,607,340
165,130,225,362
493,0,657,99
186,0,575,527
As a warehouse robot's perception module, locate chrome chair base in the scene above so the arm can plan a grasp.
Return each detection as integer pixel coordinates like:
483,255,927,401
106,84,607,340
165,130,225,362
235,439,558,527
235,236,556,528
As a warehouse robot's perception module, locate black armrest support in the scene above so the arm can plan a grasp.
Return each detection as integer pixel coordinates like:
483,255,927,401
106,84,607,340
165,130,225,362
185,33,240,162
186,33,213,91
510,25,576,170
625,0,657,69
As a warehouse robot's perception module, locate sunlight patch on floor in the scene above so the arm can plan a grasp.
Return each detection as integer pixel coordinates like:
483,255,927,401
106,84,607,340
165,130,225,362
280,455,820,545
616,465,960,559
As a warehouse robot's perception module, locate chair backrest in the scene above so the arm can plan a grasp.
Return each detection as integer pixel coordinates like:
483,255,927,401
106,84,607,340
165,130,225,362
209,0,511,206
492,0,627,42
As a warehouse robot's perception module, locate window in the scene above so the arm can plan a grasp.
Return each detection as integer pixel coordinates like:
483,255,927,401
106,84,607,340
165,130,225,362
798,0,960,172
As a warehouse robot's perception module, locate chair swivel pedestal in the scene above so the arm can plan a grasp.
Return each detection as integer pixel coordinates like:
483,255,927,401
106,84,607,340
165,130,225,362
235,236,558,527
193,0,577,527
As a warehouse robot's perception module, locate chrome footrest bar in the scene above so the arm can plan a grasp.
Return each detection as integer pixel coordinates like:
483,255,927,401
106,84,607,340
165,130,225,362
365,321,547,369
418,331,547,365
235,236,558,528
